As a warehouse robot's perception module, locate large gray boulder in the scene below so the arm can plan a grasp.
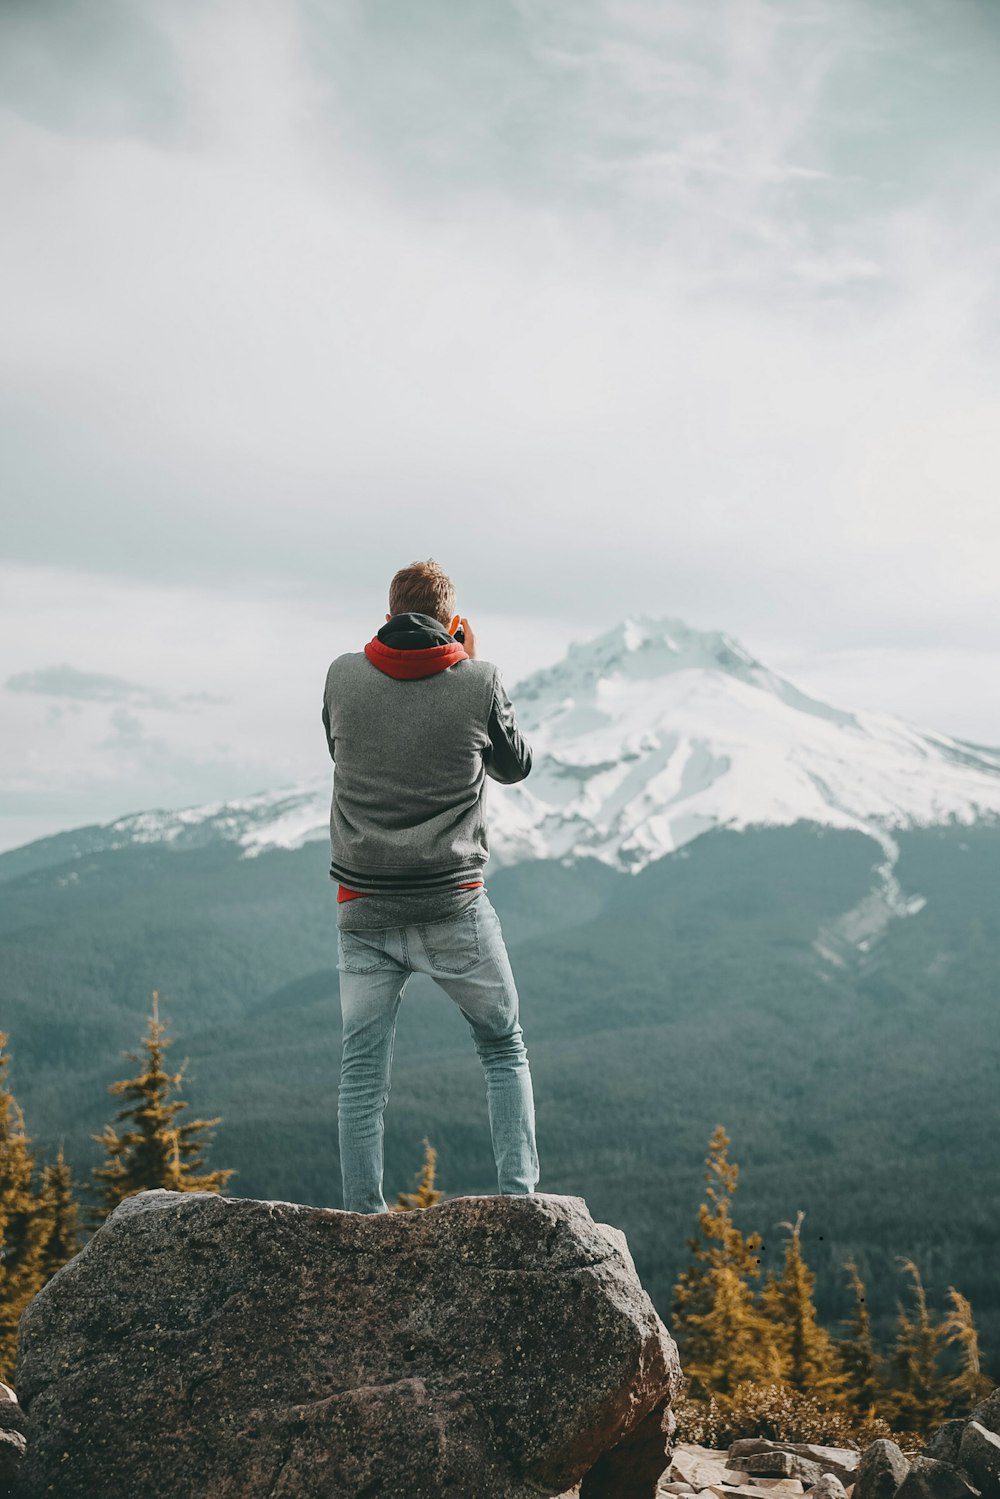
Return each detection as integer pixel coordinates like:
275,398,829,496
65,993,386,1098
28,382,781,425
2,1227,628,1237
15,1189,682,1499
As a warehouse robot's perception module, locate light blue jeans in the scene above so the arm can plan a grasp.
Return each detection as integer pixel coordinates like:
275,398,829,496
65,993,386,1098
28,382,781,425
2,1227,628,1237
336,892,539,1213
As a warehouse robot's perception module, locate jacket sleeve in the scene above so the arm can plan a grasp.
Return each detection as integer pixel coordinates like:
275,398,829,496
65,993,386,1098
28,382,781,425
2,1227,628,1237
484,671,532,784
322,700,335,763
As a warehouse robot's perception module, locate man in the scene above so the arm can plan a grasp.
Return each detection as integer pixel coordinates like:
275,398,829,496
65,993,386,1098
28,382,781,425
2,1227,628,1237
322,558,540,1213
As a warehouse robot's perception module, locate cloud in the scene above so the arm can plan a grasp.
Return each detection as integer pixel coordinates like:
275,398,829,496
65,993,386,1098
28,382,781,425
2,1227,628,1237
4,664,228,710
2,0,1000,844
5,664,173,706
101,705,146,745
1,0,997,629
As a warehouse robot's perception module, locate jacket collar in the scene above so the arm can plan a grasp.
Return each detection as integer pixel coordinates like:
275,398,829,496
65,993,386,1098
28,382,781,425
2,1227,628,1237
364,612,469,680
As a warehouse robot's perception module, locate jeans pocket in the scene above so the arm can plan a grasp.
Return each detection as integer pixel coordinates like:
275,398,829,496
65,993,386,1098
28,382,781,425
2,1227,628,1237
337,929,394,974
418,907,481,974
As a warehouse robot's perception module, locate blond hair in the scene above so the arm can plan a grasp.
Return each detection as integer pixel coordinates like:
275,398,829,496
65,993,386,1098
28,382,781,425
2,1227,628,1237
387,559,457,626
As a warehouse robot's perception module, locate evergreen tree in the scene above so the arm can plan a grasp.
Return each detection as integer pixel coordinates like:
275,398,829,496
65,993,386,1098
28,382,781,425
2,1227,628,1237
671,1125,783,1399
89,994,235,1225
391,1138,445,1212
835,1254,884,1417
758,1210,849,1401
37,1145,82,1283
940,1286,993,1413
887,1256,950,1433
0,1033,48,1381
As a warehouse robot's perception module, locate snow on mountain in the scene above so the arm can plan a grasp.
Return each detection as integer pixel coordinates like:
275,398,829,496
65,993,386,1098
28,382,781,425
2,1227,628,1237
19,616,1000,885
498,614,1000,868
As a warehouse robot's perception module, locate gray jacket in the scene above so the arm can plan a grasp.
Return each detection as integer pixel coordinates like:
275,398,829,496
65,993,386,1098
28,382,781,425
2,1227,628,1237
322,616,532,894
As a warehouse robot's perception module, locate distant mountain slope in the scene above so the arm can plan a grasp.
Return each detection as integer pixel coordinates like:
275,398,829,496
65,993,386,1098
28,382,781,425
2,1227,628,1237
4,615,999,888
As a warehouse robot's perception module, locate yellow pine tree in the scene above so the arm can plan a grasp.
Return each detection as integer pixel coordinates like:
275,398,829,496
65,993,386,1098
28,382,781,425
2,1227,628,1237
89,994,235,1225
391,1138,445,1212
0,1033,49,1381
887,1257,951,1434
939,1286,993,1413
671,1125,783,1400
834,1254,885,1418
37,1144,82,1283
758,1210,849,1402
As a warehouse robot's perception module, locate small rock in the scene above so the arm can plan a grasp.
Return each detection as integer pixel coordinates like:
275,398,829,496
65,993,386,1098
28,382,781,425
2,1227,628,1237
855,1440,912,1499
970,1393,1000,1441
701,1487,809,1499
894,1455,982,1499
697,1487,777,1499
958,1421,1000,1496
670,1448,752,1489
806,1477,849,1499
730,1451,825,1486
0,1397,24,1439
739,1454,801,1478
795,1449,860,1483
728,1442,857,1487
0,1427,27,1498
923,1423,967,1468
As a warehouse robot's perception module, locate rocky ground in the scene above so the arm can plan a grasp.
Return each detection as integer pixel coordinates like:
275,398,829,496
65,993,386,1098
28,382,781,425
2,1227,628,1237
4,1188,998,1498
555,1438,861,1499
555,1400,1000,1499
5,1373,1000,1497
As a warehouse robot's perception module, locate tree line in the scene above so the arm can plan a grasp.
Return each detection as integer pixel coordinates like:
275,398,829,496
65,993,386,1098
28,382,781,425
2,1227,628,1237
1,1010,994,1448
0,995,233,1380
668,1125,993,1447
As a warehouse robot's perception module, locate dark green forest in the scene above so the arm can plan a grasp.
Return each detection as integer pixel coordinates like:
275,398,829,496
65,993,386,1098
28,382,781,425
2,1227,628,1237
1,818,997,1370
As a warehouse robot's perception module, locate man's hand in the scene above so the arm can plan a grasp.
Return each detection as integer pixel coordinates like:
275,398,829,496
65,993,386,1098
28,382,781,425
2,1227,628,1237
460,617,477,659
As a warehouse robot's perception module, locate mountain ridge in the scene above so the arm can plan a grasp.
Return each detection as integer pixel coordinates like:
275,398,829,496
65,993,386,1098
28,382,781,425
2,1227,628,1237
2,614,999,887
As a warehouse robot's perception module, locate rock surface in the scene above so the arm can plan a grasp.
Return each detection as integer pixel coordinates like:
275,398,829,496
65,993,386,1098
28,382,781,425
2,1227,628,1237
0,1385,25,1499
581,1442,857,1499
894,1455,982,1499
958,1422,1000,1497
669,1446,759,1490
0,1387,24,1438
971,1394,1000,1440
728,1440,858,1487
14,1189,682,1499
923,1424,968,1468
903,1387,1000,1499
808,1476,849,1499
855,1440,912,1499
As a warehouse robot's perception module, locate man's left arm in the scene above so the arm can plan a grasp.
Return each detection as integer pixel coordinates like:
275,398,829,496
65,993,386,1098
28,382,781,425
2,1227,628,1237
322,697,335,763
484,670,532,784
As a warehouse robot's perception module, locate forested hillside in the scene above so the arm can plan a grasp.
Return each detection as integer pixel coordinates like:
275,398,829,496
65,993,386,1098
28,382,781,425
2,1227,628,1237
1,818,997,1369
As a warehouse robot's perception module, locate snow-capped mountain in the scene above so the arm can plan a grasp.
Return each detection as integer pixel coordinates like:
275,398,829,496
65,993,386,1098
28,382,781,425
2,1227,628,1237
19,616,1000,880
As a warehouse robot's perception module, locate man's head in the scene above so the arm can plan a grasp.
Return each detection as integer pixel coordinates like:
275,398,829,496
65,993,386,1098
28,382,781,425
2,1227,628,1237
387,559,457,627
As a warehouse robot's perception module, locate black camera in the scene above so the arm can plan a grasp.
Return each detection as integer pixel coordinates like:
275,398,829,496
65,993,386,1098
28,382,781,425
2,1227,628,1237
454,623,465,644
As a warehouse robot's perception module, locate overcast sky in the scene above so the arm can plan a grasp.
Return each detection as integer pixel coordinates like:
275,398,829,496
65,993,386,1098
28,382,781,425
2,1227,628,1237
2,0,999,851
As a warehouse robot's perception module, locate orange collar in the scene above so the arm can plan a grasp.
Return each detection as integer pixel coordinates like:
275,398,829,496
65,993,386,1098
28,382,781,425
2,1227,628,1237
364,637,468,680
